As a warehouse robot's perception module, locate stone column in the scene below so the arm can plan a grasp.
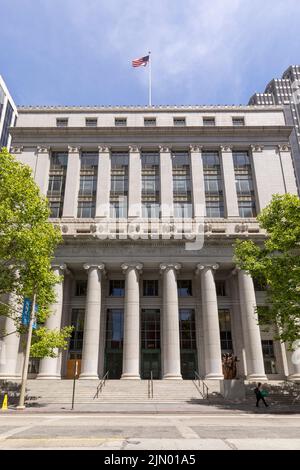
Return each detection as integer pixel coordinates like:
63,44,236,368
128,146,141,218
277,145,298,195
95,146,111,218
0,294,21,379
190,145,206,218
287,339,300,382
121,263,143,379
220,145,239,217
159,146,173,218
62,146,81,218
79,264,105,379
37,264,66,379
35,146,51,195
160,263,182,379
237,269,267,380
197,264,223,379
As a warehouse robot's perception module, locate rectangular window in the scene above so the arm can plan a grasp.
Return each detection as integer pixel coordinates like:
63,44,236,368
173,117,186,126
106,309,124,350
75,280,87,296
47,152,68,218
56,118,68,127
203,117,215,126
141,151,160,219
232,117,245,126
216,280,226,296
233,151,257,218
202,151,224,218
179,309,196,350
172,152,192,218
85,118,97,127
144,118,156,126
141,309,160,350
262,340,277,374
109,280,125,297
115,118,127,127
77,152,98,218
69,309,85,354
219,309,233,352
143,280,159,297
177,280,192,297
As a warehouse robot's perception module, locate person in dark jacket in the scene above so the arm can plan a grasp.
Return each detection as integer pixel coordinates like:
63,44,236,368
254,382,269,407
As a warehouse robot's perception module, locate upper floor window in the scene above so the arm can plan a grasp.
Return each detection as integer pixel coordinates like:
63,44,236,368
232,117,245,126
144,118,156,127
215,280,226,296
177,280,192,296
233,151,257,218
56,118,68,127
202,151,224,218
203,117,215,126
115,117,127,127
75,280,87,296
143,280,159,296
85,118,97,127
173,117,186,126
109,280,125,297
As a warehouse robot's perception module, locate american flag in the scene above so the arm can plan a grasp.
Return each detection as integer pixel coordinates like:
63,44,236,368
132,55,149,67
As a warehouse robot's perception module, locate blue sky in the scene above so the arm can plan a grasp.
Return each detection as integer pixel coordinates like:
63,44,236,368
1,0,300,106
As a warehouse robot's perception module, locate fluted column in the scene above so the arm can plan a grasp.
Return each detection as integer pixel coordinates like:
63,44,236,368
0,294,21,379
62,146,81,218
37,264,66,379
237,269,267,380
288,340,300,382
160,263,182,379
121,263,143,379
35,146,51,195
197,264,223,379
79,264,105,379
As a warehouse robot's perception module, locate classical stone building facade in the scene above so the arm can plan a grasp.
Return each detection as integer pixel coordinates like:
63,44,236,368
0,105,299,382
0,75,17,151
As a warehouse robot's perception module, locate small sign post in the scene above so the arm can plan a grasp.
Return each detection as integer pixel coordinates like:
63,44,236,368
71,360,79,410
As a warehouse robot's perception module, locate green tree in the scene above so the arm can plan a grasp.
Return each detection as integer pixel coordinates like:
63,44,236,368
234,193,300,346
0,148,72,356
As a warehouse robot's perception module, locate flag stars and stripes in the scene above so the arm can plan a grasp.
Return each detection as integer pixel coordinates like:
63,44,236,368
132,55,150,67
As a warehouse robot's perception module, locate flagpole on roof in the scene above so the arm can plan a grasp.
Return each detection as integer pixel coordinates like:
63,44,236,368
148,51,152,106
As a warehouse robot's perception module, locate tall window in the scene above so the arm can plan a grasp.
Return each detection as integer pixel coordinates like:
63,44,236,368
233,151,257,217
106,309,124,349
179,309,196,350
202,151,224,217
219,309,233,352
262,340,277,374
69,309,85,357
141,151,160,218
141,309,160,350
172,151,192,218
110,152,128,218
47,152,68,218
77,151,98,218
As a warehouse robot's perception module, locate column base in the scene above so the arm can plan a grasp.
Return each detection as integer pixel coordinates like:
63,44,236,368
36,374,61,380
121,374,141,380
163,374,182,380
287,374,300,383
205,373,224,380
79,374,99,380
246,374,268,382
0,374,21,380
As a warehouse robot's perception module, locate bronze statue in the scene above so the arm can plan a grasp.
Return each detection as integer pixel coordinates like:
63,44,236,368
222,353,238,379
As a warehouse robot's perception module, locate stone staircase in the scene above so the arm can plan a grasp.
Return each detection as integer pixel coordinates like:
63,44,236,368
0,378,220,406
245,381,300,406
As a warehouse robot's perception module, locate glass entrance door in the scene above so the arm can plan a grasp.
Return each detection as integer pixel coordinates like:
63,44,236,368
141,309,161,379
105,309,124,379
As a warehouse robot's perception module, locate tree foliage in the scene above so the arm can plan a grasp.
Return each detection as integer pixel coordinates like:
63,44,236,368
234,193,300,346
0,148,72,356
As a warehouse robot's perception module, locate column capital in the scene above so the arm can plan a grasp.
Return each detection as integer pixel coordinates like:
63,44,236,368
121,262,143,273
37,146,50,153
10,146,23,154
250,144,264,153
190,144,203,153
98,145,111,153
220,145,232,153
128,145,141,153
160,263,182,273
68,146,81,153
277,144,291,153
196,263,219,274
51,263,67,273
83,263,105,272
159,145,171,153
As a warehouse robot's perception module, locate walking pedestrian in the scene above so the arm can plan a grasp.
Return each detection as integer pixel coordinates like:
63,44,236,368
254,382,269,408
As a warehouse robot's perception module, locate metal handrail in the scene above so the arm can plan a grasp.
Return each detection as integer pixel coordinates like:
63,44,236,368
194,370,209,399
148,371,154,399
94,371,109,399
